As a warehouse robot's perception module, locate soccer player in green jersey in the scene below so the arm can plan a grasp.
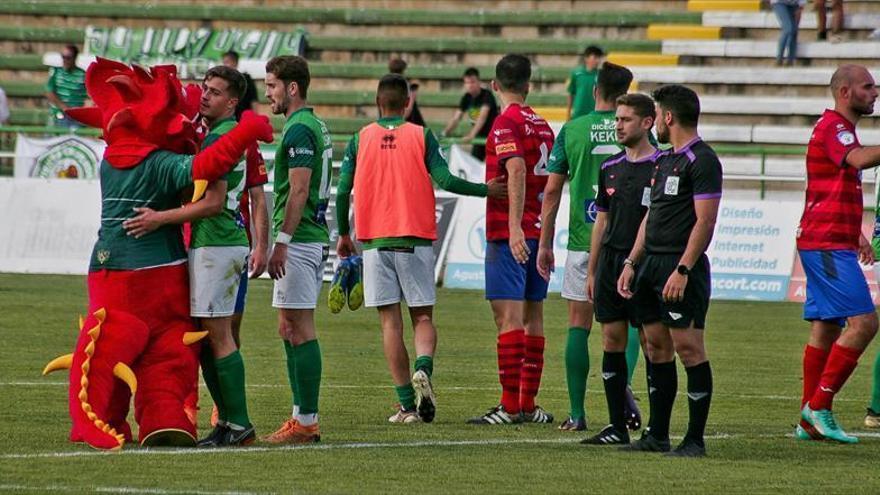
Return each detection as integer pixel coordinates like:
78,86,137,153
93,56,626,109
336,74,505,424
124,66,256,446
537,62,642,431
566,45,604,121
866,187,880,428
262,56,328,444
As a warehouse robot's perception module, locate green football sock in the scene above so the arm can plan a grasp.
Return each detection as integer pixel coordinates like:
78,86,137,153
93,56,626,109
293,339,322,415
395,383,417,411
199,345,227,423
565,327,590,420
283,341,300,410
625,325,641,385
215,350,251,428
414,355,434,377
871,351,880,413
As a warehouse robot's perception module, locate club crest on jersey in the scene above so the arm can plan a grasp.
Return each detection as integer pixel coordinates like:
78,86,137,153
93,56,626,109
606,187,615,196
664,176,679,195
495,143,517,154
96,250,110,264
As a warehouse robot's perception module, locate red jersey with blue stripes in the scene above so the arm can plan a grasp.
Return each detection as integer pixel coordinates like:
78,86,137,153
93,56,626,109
484,103,555,241
797,109,863,251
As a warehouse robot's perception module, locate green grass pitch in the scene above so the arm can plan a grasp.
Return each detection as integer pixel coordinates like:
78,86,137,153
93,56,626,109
2,273,880,494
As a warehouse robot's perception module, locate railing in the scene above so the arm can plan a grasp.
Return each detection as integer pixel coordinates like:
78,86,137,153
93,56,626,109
1,125,857,203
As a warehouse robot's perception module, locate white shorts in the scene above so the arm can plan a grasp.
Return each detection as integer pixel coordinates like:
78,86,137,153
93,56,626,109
562,250,590,302
364,246,436,308
189,246,249,318
273,242,328,309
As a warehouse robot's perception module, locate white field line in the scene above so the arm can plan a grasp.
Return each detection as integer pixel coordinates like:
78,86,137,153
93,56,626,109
0,435,733,461
0,381,861,403
5,431,880,462
0,485,267,495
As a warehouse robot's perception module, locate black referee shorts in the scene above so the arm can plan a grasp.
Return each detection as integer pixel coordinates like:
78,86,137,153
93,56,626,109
594,247,642,327
631,253,711,330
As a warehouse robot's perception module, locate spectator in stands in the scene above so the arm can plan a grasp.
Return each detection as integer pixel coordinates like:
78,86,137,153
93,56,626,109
771,0,805,66
0,86,9,125
388,57,426,126
442,67,499,161
223,50,259,119
567,45,604,120
45,44,87,129
814,0,843,43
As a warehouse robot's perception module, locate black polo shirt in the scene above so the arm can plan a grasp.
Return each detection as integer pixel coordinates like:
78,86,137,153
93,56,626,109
595,149,660,251
645,138,723,255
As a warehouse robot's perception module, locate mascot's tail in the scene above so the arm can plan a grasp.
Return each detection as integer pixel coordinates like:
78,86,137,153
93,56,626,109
43,309,149,450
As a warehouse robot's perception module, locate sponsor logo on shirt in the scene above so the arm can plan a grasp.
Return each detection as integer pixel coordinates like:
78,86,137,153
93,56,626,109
495,142,517,154
381,134,397,150
837,130,855,146
289,147,315,158
494,128,511,136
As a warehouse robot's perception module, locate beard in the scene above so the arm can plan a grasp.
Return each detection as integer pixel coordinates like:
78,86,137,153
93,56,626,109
656,125,670,144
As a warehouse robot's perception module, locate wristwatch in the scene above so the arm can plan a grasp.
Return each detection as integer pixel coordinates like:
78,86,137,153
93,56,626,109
623,258,636,269
676,264,690,276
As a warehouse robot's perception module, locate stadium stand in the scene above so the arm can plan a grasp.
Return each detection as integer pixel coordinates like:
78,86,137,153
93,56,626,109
2,0,879,200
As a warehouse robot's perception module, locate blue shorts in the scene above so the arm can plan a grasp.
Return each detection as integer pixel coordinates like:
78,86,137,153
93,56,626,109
485,239,549,301
800,249,874,326
233,268,248,314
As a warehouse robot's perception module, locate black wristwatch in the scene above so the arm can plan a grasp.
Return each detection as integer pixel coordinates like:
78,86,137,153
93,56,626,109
676,264,690,276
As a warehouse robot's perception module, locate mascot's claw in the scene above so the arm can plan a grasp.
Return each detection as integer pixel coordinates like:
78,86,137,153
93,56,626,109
191,180,208,203
113,363,137,394
43,353,73,375
182,331,208,345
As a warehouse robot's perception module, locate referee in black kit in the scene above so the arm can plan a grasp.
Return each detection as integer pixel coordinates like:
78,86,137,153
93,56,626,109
616,85,723,458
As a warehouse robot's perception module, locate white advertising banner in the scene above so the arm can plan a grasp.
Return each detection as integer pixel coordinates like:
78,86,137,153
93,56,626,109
14,134,106,180
0,178,101,274
443,194,571,292
705,199,802,301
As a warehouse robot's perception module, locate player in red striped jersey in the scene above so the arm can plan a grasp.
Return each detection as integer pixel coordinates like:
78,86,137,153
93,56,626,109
797,65,880,443
468,54,556,425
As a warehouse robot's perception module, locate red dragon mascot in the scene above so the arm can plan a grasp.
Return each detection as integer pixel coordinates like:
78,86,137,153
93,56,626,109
42,58,273,450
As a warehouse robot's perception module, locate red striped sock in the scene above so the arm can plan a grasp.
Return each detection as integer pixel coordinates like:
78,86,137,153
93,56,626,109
809,343,862,411
520,335,545,413
498,329,525,414
802,345,830,407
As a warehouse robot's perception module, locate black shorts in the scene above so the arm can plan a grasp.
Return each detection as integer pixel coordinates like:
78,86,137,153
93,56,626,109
594,247,642,326
631,253,711,329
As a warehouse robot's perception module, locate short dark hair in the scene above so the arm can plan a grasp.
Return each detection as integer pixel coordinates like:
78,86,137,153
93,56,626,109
377,73,409,111
596,62,633,102
495,54,531,95
463,67,480,78
388,58,408,75
223,50,239,63
204,65,246,100
652,84,700,128
63,44,79,58
616,93,656,120
266,55,311,99
584,45,604,57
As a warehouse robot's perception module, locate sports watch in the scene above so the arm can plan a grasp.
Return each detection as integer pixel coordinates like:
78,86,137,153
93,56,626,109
676,264,690,276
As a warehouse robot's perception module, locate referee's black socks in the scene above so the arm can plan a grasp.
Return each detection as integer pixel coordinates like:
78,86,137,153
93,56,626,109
602,351,628,432
684,361,713,447
647,359,677,441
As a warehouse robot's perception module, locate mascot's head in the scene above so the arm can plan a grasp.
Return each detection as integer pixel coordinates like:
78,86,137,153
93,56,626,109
66,58,203,169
